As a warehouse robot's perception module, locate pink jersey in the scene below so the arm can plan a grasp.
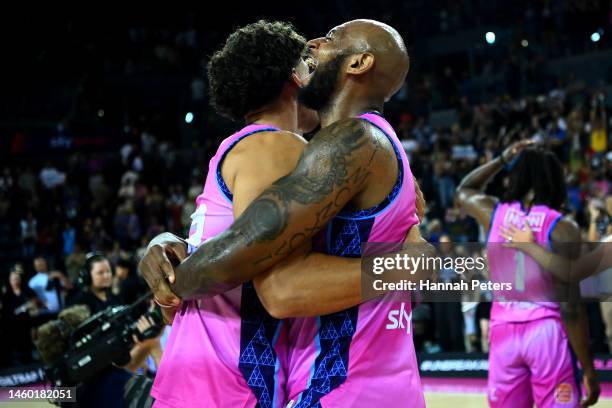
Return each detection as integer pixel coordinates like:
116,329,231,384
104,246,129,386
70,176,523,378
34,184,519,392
151,124,289,408
487,202,563,326
284,113,424,408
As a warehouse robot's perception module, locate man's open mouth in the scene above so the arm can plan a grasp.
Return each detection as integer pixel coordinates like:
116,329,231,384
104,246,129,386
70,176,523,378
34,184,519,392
303,53,317,74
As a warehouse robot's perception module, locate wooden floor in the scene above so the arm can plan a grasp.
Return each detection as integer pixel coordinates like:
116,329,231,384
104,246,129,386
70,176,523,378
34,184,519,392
3,389,612,407
425,393,612,408
5,393,612,407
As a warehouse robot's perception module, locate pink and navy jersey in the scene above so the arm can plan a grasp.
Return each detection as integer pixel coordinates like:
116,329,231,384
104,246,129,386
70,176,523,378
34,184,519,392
487,202,563,326
151,124,289,408
284,113,424,408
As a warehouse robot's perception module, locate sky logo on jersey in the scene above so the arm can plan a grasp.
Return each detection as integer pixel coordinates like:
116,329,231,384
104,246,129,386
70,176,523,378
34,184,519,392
386,302,412,334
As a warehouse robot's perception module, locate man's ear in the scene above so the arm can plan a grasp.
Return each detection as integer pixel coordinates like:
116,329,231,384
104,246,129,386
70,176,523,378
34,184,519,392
346,53,375,75
292,69,305,89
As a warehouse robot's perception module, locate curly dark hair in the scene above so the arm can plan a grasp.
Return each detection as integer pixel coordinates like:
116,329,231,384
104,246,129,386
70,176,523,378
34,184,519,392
503,147,567,211
208,20,307,121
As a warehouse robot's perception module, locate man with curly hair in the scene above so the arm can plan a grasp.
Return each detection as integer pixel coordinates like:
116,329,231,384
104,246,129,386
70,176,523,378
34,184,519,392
145,20,427,407
148,21,316,407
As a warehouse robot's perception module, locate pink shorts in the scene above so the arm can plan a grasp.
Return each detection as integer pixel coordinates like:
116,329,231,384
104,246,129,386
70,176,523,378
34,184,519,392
488,318,580,408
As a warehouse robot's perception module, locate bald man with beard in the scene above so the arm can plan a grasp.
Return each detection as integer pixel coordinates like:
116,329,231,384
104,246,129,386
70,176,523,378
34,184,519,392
144,20,427,407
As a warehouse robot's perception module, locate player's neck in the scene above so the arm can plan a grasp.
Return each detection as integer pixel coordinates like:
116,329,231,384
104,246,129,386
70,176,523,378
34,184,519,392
320,88,383,127
245,97,299,133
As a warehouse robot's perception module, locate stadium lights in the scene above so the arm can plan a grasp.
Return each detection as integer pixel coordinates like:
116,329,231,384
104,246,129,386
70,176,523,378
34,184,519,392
185,112,194,124
591,32,601,42
97,109,104,118
521,39,528,47
485,32,496,45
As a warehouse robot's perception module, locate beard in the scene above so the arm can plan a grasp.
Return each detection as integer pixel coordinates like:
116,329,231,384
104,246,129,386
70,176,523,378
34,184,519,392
298,53,347,112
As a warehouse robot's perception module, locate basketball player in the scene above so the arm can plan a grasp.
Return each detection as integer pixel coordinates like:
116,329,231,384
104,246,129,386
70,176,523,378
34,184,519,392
456,144,599,407
145,20,428,407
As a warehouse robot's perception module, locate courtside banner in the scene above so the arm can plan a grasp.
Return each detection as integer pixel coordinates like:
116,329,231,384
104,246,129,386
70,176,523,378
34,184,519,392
361,242,612,302
0,364,45,387
417,353,612,381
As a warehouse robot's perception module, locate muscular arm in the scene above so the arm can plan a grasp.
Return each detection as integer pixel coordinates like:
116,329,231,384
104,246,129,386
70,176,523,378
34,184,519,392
455,157,501,232
552,219,598,405
456,140,532,232
253,224,434,318
501,223,611,282
511,241,611,282
172,119,384,299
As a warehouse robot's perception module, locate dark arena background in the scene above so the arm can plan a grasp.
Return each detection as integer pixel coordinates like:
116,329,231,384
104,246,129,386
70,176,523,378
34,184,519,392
1,2,611,407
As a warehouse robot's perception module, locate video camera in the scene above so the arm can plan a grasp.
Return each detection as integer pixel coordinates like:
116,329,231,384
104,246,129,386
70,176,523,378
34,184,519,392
45,293,163,387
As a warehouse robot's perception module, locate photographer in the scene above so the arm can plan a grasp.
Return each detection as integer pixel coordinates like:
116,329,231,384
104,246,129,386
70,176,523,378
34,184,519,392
35,302,161,408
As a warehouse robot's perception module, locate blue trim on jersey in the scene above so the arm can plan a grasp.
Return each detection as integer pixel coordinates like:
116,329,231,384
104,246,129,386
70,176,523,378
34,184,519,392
238,281,282,408
547,214,563,251
294,309,358,408
486,203,500,243
215,127,278,203
295,217,374,407
335,115,403,220
271,321,283,408
297,317,322,406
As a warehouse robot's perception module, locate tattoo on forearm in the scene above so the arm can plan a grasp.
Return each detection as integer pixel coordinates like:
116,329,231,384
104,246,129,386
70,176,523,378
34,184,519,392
173,118,382,298
246,119,372,262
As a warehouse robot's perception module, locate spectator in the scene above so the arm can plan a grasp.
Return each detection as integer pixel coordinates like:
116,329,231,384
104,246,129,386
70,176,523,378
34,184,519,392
68,253,119,314
2,266,40,364
432,235,465,352
65,243,87,284
39,162,66,190
63,221,76,256
28,257,72,316
20,211,37,258
112,258,146,305
590,94,608,154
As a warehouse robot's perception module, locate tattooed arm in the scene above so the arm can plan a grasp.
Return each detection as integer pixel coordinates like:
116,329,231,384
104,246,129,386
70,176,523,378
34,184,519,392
170,118,389,300
253,224,433,318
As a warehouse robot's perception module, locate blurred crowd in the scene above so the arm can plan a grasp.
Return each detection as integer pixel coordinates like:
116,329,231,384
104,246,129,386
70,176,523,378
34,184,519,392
1,78,610,368
1,2,612,370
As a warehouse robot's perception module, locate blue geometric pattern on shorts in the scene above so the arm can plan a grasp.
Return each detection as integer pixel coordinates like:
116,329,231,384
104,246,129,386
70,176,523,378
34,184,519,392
295,214,371,407
239,282,281,408
294,309,358,408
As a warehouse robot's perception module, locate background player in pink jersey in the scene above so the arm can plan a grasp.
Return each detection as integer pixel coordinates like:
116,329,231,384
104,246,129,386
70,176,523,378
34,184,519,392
456,143,599,407
146,21,316,408
142,19,432,407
